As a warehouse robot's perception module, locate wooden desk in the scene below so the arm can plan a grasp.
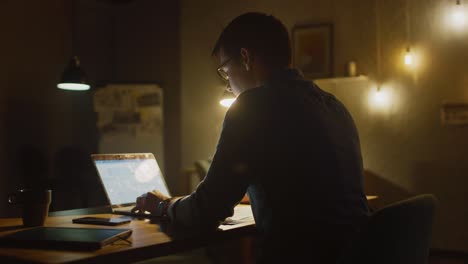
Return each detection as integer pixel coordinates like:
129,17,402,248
0,205,256,264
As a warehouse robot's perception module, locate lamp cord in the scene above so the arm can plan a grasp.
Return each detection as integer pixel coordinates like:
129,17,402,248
71,0,76,59
375,0,381,85
405,0,411,49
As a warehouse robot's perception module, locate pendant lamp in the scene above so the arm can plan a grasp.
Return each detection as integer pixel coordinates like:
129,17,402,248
57,56,90,91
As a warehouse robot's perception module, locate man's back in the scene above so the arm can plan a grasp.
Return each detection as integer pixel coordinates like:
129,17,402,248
169,69,369,263
230,69,369,262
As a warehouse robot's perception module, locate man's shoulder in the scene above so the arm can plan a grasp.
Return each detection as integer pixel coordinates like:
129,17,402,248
231,87,269,110
232,78,342,111
238,86,268,100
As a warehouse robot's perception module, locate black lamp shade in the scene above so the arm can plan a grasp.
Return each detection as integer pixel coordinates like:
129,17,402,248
57,56,90,91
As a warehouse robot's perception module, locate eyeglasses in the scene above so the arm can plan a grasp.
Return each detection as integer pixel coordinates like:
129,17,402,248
217,57,233,82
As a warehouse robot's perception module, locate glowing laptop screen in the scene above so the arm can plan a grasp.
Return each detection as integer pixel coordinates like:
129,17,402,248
92,154,170,207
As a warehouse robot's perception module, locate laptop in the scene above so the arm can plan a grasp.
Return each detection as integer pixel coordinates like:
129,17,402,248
91,153,171,217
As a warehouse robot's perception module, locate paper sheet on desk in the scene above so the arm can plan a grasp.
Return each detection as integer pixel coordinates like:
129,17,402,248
222,205,254,225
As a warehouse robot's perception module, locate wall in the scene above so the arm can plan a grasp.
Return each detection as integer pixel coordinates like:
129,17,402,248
1,0,74,216
180,0,468,251
76,0,182,195
0,2,9,217
0,0,182,216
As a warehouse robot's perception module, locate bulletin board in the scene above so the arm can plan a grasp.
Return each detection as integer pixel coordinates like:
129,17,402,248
93,83,165,171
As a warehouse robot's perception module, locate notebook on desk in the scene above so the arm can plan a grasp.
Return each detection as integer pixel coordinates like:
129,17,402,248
0,227,132,251
91,153,171,218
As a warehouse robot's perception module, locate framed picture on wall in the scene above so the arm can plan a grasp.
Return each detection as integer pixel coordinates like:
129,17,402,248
292,23,333,79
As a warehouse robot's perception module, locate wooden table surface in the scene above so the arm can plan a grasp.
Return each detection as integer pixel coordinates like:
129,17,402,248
0,205,256,264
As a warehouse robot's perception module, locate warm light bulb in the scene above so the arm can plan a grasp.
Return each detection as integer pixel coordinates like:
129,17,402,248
404,50,413,66
450,1,466,29
453,10,466,25
372,90,389,105
368,86,392,111
220,98,236,108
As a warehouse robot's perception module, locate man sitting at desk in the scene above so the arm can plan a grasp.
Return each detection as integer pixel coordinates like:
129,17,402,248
133,12,370,264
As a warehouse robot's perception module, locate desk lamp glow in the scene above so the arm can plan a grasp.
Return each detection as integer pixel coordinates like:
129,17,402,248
57,56,90,91
219,91,236,108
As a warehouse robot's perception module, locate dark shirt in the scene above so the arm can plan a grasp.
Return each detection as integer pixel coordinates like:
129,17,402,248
172,68,370,263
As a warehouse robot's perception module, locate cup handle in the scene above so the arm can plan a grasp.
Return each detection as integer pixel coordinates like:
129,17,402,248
8,193,17,204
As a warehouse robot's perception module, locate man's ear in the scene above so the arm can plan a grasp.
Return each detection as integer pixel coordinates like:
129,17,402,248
240,48,251,71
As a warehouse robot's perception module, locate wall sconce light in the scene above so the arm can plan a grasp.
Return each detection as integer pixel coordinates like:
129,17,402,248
57,56,90,91
219,90,236,108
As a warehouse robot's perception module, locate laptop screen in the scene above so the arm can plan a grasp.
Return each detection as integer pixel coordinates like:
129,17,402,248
91,153,170,207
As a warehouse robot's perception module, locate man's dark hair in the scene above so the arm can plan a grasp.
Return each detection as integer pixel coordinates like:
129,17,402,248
212,12,291,68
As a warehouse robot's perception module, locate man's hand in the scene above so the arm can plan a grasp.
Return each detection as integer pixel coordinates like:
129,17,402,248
131,190,169,215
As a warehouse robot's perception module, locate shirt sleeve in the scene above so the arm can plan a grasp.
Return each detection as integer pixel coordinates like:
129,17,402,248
169,100,254,229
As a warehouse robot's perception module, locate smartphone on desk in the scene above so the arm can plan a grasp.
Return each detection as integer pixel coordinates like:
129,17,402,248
72,216,131,226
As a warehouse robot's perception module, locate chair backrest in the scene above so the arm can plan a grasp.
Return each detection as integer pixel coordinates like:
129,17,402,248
341,194,437,264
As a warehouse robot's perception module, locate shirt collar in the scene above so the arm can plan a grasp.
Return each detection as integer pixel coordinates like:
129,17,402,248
236,68,305,100
263,68,304,88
